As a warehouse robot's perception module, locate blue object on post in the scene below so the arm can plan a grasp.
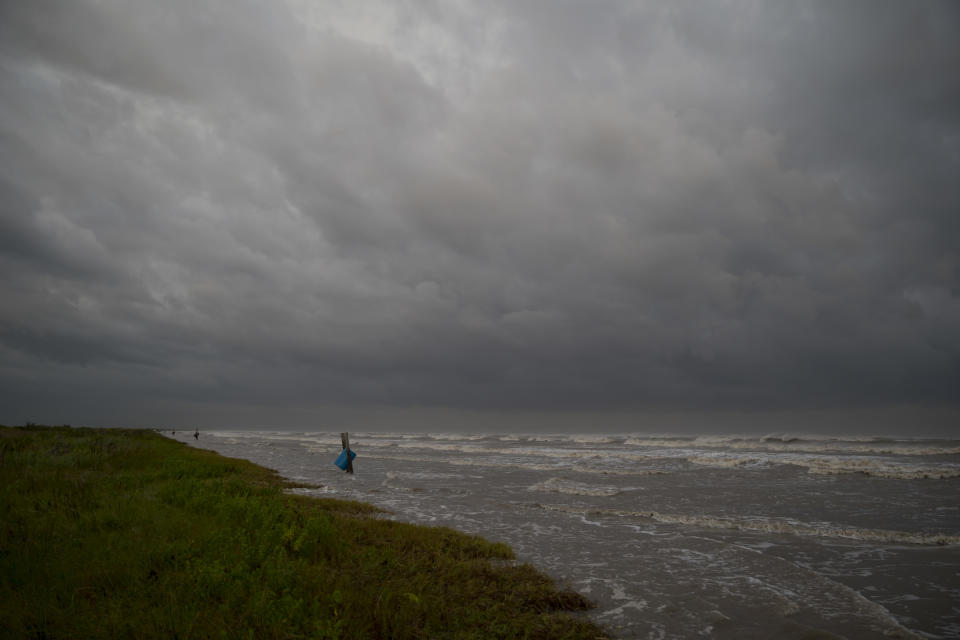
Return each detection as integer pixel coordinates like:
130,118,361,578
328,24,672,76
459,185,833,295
334,448,356,470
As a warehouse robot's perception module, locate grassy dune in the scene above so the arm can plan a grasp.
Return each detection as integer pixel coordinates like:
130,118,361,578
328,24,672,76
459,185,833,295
0,425,608,639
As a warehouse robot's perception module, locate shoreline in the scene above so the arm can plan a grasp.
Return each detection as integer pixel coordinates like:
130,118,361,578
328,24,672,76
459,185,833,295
1,424,609,639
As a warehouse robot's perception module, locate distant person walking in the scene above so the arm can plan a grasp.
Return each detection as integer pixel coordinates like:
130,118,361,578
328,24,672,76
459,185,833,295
194,429,199,440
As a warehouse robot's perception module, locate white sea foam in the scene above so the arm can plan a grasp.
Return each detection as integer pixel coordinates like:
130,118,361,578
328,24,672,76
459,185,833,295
207,430,262,440
225,431,960,480
422,433,488,441
219,431,960,457
563,434,621,444
358,440,599,460
684,451,960,479
799,456,960,479
526,434,565,442
265,431,960,482
623,437,698,448
188,429,955,638
758,433,804,443
312,435,960,479
599,600,648,618
686,454,772,469
285,486,337,496
381,471,470,494
529,478,621,497
385,471,466,481
354,451,667,477
537,504,960,546
756,441,960,456
624,434,960,456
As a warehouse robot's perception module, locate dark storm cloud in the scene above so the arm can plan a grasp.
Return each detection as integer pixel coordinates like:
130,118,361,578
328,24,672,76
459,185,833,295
1,0,957,429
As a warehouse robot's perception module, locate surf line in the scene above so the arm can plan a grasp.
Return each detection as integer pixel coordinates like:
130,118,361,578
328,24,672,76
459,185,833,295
535,504,960,546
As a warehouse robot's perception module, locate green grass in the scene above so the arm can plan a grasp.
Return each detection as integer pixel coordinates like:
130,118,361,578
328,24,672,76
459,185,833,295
0,425,608,639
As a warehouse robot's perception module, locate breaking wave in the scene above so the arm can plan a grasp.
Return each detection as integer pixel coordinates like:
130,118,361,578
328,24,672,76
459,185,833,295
686,455,773,469
353,451,666,477
536,504,960,546
800,456,960,479
529,478,622,497
625,434,960,456
564,435,621,444
250,431,960,481
303,435,959,480
686,453,960,479
381,471,470,494
385,471,466,481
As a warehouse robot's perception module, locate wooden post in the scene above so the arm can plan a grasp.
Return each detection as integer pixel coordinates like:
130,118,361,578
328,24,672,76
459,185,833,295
340,432,354,474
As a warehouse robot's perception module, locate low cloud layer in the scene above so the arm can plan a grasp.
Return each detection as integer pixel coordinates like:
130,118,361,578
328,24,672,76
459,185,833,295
1,1,958,430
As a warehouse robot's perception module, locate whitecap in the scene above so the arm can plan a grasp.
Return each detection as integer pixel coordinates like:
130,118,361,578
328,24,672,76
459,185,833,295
536,504,960,546
528,477,621,497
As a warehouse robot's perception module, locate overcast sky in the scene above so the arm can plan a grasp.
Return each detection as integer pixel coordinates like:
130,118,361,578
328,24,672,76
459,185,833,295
1,1,958,433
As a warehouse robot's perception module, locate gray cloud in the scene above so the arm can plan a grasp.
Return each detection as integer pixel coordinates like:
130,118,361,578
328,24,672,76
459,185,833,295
1,0,957,430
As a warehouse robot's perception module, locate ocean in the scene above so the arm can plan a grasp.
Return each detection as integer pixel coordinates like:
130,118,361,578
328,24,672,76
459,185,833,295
169,430,960,639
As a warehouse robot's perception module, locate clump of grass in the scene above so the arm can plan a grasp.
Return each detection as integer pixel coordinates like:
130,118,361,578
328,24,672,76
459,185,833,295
0,425,608,639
